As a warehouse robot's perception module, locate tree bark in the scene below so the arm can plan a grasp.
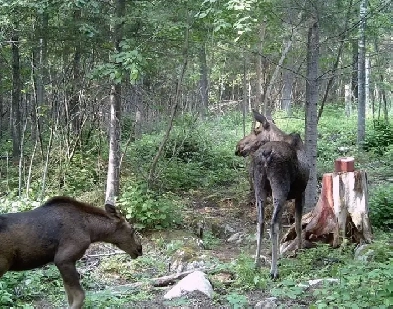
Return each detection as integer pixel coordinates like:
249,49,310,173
357,0,367,148
11,27,21,160
105,0,125,204
304,18,319,211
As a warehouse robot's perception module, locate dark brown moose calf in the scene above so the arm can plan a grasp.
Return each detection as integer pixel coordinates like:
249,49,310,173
0,196,142,308
235,110,309,279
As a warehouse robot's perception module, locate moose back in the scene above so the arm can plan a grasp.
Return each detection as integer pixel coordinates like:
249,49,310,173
0,196,142,309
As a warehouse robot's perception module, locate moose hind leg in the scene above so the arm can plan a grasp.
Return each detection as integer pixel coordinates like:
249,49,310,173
270,197,285,279
254,197,265,268
295,195,303,250
56,261,85,309
253,169,266,268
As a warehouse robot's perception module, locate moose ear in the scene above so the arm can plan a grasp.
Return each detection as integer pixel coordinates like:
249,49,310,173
105,203,122,219
252,110,269,129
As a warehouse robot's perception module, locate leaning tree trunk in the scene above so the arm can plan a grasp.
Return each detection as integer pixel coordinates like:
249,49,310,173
281,157,372,254
148,19,189,186
304,17,319,212
105,0,125,204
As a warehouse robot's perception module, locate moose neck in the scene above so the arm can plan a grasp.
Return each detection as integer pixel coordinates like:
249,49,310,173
85,215,118,243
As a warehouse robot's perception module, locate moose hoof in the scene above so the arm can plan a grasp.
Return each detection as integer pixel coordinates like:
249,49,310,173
270,272,279,280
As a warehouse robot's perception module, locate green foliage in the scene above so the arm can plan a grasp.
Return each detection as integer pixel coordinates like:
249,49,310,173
118,180,183,230
128,113,243,192
369,184,393,230
0,266,64,306
0,196,41,213
226,293,248,308
364,121,393,155
231,254,267,290
270,235,393,307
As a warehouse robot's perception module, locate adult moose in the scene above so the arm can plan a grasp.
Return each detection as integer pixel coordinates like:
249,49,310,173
0,196,142,309
235,110,310,279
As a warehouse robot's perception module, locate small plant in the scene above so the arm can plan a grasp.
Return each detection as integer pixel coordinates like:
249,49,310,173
226,293,248,308
369,184,393,230
364,121,393,155
232,253,267,290
118,180,183,230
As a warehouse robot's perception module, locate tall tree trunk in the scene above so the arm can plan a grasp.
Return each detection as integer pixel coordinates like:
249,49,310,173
357,0,367,148
32,11,48,158
264,38,293,115
69,8,82,134
373,40,388,124
304,18,319,211
351,39,358,102
198,42,209,117
255,19,266,113
281,62,294,116
11,27,21,160
105,0,125,204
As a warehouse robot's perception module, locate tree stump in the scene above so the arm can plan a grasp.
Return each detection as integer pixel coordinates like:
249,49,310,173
280,157,373,255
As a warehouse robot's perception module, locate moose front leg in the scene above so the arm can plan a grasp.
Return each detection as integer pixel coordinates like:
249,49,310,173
55,261,85,309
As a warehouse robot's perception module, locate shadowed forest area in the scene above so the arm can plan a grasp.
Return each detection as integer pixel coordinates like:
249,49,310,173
0,0,392,307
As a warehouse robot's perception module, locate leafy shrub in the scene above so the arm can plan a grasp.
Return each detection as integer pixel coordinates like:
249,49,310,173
118,180,183,230
364,121,393,155
369,184,393,230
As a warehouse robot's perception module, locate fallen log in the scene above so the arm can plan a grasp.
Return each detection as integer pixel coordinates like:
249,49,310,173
281,157,373,255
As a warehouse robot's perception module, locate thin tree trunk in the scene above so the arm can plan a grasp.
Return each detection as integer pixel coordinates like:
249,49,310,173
198,42,209,117
304,17,319,212
373,40,389,124
40,126,54,202
242,52,247,135
264,38,293,115
105,0,125,203
148,21,190,186
351,39,358,102
69,8,82,134
357,0,367,148
26,138,38,198
18,120,28,196
11,27,21,160
255,19,267,113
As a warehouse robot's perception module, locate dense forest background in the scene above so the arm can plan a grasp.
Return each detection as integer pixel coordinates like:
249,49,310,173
0,0,391,204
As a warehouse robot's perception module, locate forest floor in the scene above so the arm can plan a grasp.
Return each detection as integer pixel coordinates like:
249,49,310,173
75,188,314,309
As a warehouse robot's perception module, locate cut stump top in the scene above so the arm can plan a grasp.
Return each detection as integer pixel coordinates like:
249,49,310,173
334,157,355,173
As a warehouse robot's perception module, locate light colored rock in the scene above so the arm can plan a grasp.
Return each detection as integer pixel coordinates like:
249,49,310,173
255,297,278,309
354,244,375,262
227,232,246,243
163,270,213,300
297,278,339,289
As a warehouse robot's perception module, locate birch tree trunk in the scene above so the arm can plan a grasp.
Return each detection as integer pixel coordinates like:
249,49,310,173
105,0,125,204
304,17,319,211
357,0,367,148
